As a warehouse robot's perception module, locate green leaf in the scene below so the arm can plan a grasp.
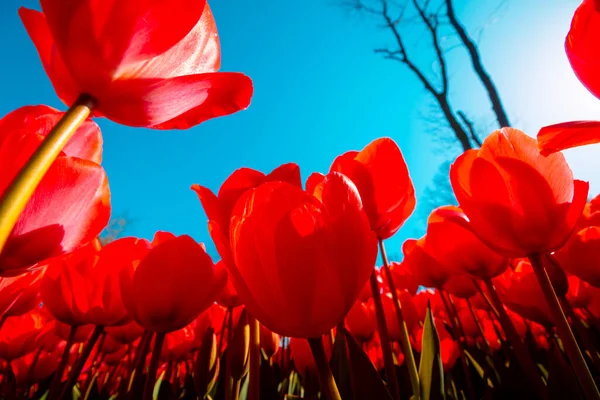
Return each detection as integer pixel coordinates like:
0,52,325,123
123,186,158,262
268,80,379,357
547,341,584,400
330,327,354,400
463,350,494,388
341,326,392,400
418,301,445,400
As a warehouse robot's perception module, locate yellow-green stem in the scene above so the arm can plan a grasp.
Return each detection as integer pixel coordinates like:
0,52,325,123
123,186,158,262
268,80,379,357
248,314,260,400
379,239,420,399
529,253,600,400
0,94,94,255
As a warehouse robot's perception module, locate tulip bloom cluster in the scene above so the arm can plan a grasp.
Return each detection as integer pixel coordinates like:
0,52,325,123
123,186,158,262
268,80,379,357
2,0,600,400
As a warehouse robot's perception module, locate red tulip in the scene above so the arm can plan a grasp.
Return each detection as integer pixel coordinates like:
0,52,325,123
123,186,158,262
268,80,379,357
328,137,416,239
0,106,110,276
12,346,63,387
568,0,600,99
192,163,301,271
105,321,145,345
450,128,588,258
0,269,44,320
260,323,280,359
413,318,459,373
41,237,151,326
386,261,419,296
566,275,596,309
555,226,600,288
55,321,95,343
426,206,508,279
229,172,378,338
345,300,376,341
19,1,252,129
382,292,419,340
402,238,450,289
0,310,45,361
289,336,333,379
161,323,197,362
493,261,553,326
120,233,227,333
442,274,479,299
216,262,241,308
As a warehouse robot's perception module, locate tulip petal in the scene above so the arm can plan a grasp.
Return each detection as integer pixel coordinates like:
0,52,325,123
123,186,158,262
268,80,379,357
98,72,252,128
305,172,325,195
0,157,110,276
113,2,220,80
19,8,79,106
191,184,221,224
266,163,302,189
0,105,103,164
40,0,207,76
537,121,600,155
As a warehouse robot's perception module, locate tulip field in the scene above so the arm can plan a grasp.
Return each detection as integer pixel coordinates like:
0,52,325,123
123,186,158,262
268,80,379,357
2,0,600,399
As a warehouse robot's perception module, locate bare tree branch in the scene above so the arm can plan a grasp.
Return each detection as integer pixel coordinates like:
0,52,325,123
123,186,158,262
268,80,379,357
457,110,482,147
445,0,511,128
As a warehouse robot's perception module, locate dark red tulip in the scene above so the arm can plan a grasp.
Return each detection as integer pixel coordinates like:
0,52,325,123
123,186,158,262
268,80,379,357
0,310,45,361
345,300,376,341
0,269,44,319
555,226,600,288
229,172,378,338
120,233,226,333
289,336,333,379
55,321,95,343
12,346,63,387
450,128,588,258
0,106,110,276
20,1,252,129
161,323,197,362
105,321,145,345
426,206,508,279
260,323,280,359
328,137,416,239
493,261,553,326
442,274,479,299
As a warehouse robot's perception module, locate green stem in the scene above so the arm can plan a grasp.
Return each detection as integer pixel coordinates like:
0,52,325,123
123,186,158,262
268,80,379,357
0,94,95,255
483,278,548,399
143,332,165,400
379,239,420,399
48,325,78,400
59,325,104,399
307,337,342,400
438,290,476,400
369,270,401,400
529,253,600,400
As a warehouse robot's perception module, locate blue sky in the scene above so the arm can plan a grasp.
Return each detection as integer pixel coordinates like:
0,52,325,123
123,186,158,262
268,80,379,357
0,0,598,261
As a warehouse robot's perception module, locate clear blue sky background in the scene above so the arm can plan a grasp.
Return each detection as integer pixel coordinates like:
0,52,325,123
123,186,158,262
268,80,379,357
0,0,598,261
